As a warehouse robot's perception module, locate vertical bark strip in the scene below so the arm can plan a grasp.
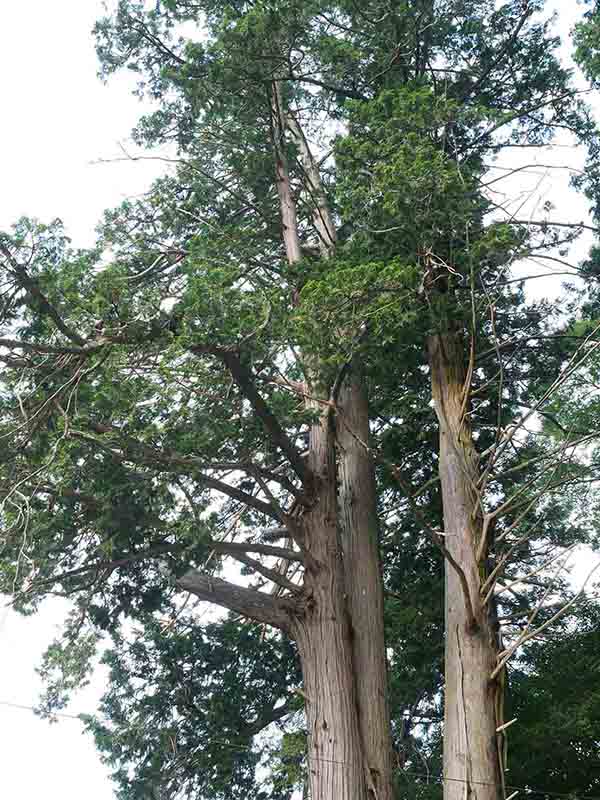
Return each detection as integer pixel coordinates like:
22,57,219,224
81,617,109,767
337,365,394,800
429,332,504,800
269,85,370,798
286,113,337,258
270,81,303,266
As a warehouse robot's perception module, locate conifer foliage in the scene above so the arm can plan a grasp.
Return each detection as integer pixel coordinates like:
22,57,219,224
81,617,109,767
1,2,600,798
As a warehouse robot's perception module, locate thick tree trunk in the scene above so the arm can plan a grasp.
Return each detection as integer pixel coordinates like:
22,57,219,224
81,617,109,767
293,562,367,800
269,92,392,799
291,403,368,800
337,364,394,800
429,333,504,800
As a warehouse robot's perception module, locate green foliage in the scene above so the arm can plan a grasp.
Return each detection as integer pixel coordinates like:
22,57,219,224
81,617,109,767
295,258,421,370
335,88,485,258
575,1,600,85
1,0,600,798
508,603,600,794
84,616,303,800
36,610,100,718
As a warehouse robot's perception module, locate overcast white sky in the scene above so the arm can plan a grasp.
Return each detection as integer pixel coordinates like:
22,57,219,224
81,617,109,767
0,2,597,799
0,1,165,248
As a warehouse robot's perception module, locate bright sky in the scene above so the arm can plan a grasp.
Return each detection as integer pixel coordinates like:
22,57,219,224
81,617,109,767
0,2,597,800
0,1,164,249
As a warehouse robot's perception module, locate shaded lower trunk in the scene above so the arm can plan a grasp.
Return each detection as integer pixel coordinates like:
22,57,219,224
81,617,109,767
291,404,368,800
337,365,394,800
429,333,504,800
293,569,367,800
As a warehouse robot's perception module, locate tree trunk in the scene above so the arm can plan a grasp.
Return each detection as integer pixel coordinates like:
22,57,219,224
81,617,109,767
269,90,392,799
337,363,394,800
293,560,367,800
270,81,303,265
291,402,368,800
429,332,504,800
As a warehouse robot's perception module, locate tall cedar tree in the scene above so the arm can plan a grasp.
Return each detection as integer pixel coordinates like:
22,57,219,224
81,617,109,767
2,2,600,799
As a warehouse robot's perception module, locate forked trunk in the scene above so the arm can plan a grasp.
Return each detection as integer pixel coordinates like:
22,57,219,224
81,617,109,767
337,363,394,800
270,89,393,799
429,333,504,800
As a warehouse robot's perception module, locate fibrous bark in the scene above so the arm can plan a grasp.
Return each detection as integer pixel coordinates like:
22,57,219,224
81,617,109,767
267,92,394,798
337,364,394,799
291,402,368,800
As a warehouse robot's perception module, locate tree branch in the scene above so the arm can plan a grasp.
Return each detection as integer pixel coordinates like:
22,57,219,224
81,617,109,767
0,337,88,356
283,73,368,101
206,460,302,498
176,570,297,631
460,2,533,104
0,244,86,346
242,696,300,737
70,427,280,521
130,17,186,65
459,89,591,156
28,542,181,592
211,540,303,563
509,218,600,235
224,550,301,594
490,558,600,680
217,350,312,487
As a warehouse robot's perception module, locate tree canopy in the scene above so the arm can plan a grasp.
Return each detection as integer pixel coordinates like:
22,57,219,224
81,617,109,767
1,1,600,798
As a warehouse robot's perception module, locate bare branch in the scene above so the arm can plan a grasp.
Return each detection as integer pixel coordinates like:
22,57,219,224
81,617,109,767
211,540,303,563
176,570,298,631
490,557,600,679
509,218,600,235
492,545,575,604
